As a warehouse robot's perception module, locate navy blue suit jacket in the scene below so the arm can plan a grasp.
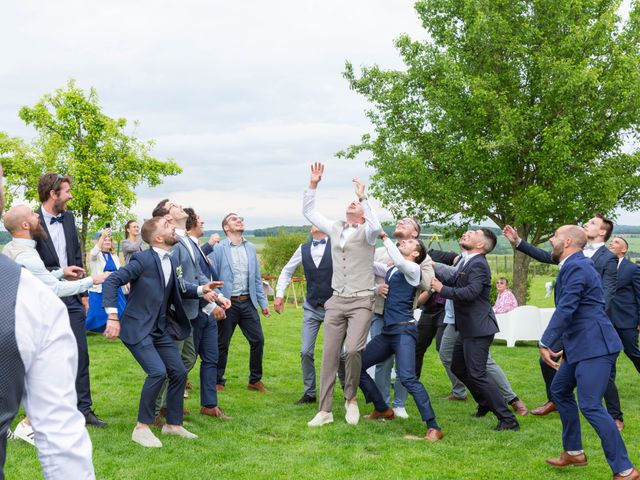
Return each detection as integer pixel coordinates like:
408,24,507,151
540,252,622,364
439,254,499,338
517,240,617,314
610,258,640,330
102,249,198,345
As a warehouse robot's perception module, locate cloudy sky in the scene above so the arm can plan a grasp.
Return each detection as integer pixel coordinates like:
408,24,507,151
2,0,638,228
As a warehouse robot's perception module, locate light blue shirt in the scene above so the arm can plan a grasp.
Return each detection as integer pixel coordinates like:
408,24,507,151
230,240,250,296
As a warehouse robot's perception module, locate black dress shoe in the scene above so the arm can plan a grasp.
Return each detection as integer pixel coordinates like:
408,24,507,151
495,420,520,431
471,406,490,418
295,394,317,405
84,411,107,428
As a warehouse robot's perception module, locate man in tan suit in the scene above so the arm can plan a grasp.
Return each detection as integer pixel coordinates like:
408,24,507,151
303,162,382,427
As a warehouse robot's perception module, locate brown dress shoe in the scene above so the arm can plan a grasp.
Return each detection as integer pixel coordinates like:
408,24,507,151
531,401,557,416
424,428,444,442
364,408,394,420
445,394,467,401
185,381,193,390
615,419,625,432
510,399,529,416
152,415,165,428
216,384,225,392
546,451,588,467
200,406,233,420
614,467,640,479
248,381,271,393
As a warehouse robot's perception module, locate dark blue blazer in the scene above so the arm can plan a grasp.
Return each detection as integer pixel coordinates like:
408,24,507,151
439,254,499,338
35,207,86,299
102,249,198,345
610,257,640,330
540,252,622,364
517,240,617,314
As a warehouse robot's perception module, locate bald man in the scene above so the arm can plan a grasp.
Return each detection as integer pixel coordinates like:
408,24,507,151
540,226,638,479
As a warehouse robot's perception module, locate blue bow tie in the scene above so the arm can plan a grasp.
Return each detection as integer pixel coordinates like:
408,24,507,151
50,215,64,225
312,239,326,247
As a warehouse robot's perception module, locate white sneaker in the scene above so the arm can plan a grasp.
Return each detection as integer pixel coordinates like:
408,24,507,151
161,425,198,439
132,427,163,448
345,401,360,425
393,407,409,419
307,411,334,427
13,420,35,446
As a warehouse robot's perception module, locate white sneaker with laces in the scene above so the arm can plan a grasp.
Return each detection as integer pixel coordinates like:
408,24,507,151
307,411,334,427
13,420,35,446
393,407,409,419
132,427,163,448
345,401,360,425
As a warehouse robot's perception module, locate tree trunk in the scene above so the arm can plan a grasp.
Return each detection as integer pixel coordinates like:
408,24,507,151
512,248,531,305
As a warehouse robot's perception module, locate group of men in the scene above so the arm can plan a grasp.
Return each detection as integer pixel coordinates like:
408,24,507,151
1,161,640,479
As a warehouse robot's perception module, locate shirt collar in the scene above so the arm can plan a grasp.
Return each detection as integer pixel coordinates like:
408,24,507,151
175,228,187,238
585,241,604,251
189,235,200,244
152,247,171,259
230,237,246,246
13,238,37,248
558,251,579,269
40,206,56,221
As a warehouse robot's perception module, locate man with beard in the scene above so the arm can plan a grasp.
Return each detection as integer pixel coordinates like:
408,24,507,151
209,212,271,393
431,228,520,431
102,216,220,447
0,163,95,478
369,217,434,419
539,225,638,479
34,173,107,427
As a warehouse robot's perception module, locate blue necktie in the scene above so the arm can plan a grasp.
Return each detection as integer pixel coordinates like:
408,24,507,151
50,215,64,224
312,239,326,247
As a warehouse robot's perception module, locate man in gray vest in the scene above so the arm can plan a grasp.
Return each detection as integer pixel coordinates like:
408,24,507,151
303,162,382,427
0,162,95,478
274,225,333,404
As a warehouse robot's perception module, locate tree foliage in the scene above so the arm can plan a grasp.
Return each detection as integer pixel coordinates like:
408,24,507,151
5,80,182,263
341,0,640,302
260,231,308,277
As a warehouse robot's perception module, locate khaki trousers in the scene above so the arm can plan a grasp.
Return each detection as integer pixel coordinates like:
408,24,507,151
318,295,374,412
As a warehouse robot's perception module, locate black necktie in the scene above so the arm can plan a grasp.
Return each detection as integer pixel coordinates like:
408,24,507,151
312,239,326,247
50,215,64,224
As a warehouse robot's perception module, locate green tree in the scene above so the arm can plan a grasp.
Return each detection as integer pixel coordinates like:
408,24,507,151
341,0,640,303
9,80,182,263
260,231,308,277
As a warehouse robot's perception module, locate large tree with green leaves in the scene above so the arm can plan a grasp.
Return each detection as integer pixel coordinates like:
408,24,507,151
341,0,640,302
5,80,182,262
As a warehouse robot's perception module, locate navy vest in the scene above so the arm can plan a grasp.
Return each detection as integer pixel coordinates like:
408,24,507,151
383,266,417,330
156,272,175,334
0,254,26,477
301,239,333,308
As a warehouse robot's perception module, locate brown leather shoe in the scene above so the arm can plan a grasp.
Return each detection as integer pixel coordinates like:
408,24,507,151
445,394,467,401
152,415,165,428
364,408,394,420
614,467,640,479
216,384,225,392
510,399,529,416
248,381,271,393
185,381,193,390
546,451,588,467
615,419,625,432
200,406,233,420
531,401,557,416
424,428,444,442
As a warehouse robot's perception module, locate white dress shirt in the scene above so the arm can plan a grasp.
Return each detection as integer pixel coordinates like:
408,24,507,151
15,268,95,479
302,189,382,247
2,238,93,297
152,247,172,287
175,229,195,262
372,237,421,287
275,240,327,297
40,206,68,268
583,242,604,259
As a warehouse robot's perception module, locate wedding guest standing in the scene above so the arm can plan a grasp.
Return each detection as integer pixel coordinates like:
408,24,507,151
121,220,143,264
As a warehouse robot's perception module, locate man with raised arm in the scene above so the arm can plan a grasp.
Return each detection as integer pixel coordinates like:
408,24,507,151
303,162,382,427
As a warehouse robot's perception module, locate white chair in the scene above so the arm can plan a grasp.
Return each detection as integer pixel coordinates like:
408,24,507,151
495,305,542,347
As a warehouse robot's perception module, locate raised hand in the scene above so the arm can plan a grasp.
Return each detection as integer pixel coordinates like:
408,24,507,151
503,225,521,246
352,178,366,199
309,162,324,188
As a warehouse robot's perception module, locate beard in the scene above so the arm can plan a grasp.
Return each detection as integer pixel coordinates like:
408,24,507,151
30,222,49,241
550,245,563,263
459,240,473,251
393,229,407,240
163,232,178,246
53,197,68,213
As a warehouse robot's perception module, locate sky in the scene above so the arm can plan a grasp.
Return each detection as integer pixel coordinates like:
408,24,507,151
2,0,638,229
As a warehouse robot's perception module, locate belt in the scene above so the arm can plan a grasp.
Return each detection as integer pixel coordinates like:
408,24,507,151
230,295,250,302
333,290,374,298
397,321,417,325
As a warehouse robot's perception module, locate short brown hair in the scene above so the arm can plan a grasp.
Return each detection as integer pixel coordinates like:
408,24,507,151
596,214,614,242
141,216,164,244
415,239,427,264
38,173,72,203
480,228,497,253
184,207,198,231
221,212,238,231
151,198,170,218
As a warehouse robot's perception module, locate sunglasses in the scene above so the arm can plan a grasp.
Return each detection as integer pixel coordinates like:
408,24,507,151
51,174,65,192
227,216,244,222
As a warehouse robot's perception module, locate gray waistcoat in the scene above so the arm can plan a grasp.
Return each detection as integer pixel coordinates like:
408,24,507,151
0,254,26,478
329,221,375,294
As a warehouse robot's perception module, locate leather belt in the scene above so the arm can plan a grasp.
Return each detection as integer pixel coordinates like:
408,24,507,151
333,290,374,298
230,295,250,302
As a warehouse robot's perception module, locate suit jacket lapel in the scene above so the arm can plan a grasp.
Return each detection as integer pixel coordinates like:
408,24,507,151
63,213,77,265
223,239,233,272
37,207,61,266
151,249,166,286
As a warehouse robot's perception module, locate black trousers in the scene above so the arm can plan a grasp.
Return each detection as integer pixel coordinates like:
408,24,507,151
415,308,446,379
64,296,92,414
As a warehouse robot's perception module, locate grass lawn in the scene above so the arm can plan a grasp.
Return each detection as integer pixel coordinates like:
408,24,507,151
6,305,640,480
